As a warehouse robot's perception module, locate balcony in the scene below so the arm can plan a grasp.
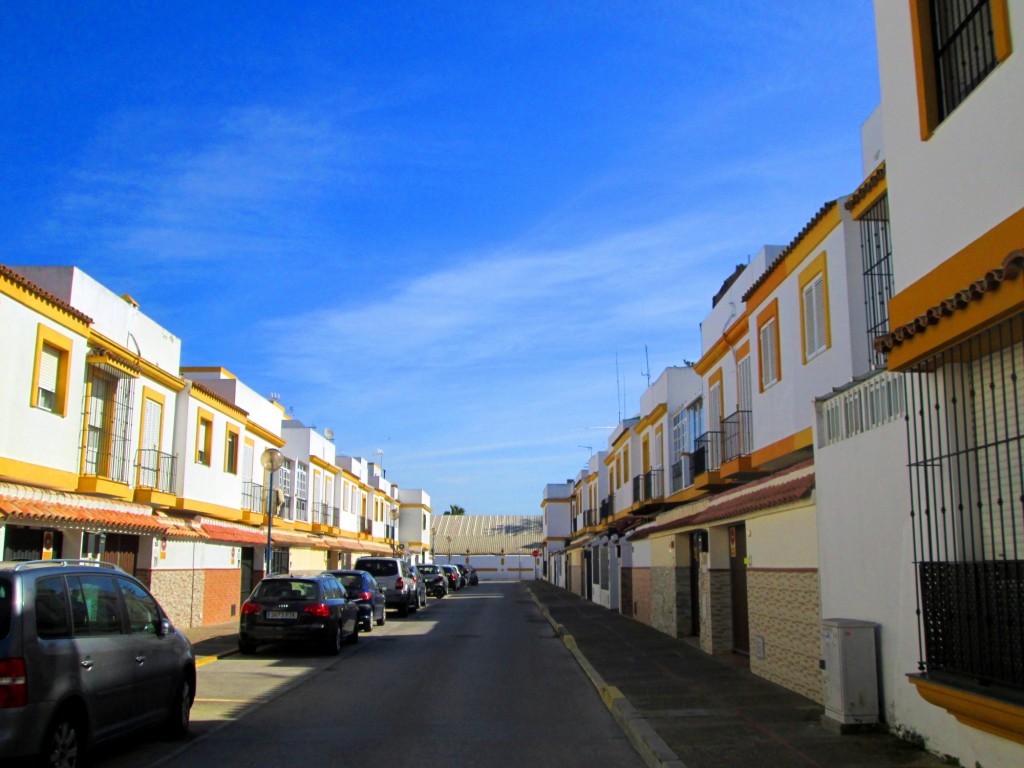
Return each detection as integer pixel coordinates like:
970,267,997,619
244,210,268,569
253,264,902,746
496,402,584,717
720,410,761,480
241,481,264,514
133,449,177,506
632,469,664,505
691,431,726,489
599,496,613,521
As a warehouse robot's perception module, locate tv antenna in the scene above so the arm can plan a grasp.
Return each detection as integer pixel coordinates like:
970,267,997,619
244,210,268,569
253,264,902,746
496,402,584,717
641,344,651,388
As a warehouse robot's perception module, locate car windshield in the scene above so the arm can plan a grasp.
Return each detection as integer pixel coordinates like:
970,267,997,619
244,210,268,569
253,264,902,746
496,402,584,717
0,577,11,640
418,566,439,574
253,579,318,601
338,574,362,589
357,560,397,577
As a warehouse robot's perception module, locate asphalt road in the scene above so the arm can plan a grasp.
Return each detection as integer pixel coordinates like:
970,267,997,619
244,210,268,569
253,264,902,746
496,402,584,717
90,581,643,768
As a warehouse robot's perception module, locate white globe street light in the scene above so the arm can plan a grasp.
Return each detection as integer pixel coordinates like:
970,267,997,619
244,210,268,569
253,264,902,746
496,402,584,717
261,448,284,575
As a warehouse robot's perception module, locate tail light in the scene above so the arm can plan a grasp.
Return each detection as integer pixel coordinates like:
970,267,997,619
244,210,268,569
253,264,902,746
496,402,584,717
395,577,405,591
0,658,27,708
241,601,261,615
358,591,373,601
303,603,331,617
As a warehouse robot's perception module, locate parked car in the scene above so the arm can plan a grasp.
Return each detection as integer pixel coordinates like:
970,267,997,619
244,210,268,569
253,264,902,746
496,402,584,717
462,564,480,585
354,557,419,617
239,573,359,655
328,570,386,631
415,563,448,598
0,559,196,768
455,564,473,587
410,565,428,608
440,564,462,591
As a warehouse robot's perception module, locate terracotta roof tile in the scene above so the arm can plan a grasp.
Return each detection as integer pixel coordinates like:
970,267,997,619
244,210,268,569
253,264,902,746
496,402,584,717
0,264,93,324
202,522,267,546
875,250,1024,356
845,164,886,211
742,201,838,302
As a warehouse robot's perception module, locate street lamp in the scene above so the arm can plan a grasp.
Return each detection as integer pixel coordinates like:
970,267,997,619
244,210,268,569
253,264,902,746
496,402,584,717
261,448,284,576
446,535,452,564
389,507,399,555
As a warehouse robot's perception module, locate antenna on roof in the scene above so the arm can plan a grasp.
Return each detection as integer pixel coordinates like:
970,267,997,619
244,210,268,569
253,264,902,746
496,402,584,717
642,344,651,388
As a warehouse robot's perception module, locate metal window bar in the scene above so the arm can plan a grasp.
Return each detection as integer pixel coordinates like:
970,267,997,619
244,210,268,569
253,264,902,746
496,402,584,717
860,194,895,370
818,370,907,447
691,431,722,477
670,460,684,494
906,313,1024,690
721,411,753,462
242,481,264,514
599,496,613,520
932,0,997,120
632,469,664,503
136,449,176,494
81,370,134,485
294,497,307,520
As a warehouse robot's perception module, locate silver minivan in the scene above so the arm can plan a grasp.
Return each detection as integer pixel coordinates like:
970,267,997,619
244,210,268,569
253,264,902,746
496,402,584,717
0,559,196,767
353,557,419,617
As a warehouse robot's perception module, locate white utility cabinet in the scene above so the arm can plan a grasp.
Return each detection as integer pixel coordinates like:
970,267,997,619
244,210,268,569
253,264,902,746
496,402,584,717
821,618,879,728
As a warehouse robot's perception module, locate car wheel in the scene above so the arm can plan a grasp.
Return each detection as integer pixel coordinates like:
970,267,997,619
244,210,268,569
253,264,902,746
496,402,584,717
164,676,192,739
39,709,83,768
363,618,373,633
398,600,409,617
239,638,258,655
376,606,386,626
409,593,419,613
325,623,342,655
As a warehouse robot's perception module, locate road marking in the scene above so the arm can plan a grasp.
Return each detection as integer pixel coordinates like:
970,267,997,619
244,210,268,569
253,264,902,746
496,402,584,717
195,698,250,703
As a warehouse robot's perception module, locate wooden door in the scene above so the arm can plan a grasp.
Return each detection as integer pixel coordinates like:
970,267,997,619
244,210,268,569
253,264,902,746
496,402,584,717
729,524,749,654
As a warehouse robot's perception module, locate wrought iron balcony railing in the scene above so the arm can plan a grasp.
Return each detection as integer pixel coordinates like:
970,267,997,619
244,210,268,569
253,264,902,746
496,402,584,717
632,469,664,504
721,410,752,462
691,430,722,477
136,449,176,494
241,480,264,513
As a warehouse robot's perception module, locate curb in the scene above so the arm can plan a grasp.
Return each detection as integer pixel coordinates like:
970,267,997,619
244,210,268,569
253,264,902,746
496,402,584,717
527,587,687,768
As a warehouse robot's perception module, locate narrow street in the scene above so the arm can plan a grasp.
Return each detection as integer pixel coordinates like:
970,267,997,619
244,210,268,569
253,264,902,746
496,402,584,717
91,581,643,768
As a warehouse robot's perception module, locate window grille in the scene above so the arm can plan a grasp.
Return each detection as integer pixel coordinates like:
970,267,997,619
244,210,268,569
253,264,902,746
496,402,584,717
82,367,134,484
931,0,998,121
906,313,1023,690
817,370,906,447
860,194,895,370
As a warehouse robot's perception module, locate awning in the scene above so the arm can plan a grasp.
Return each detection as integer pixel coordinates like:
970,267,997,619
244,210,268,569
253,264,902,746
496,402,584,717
0,482,185,537
270,530,329,550
201,522,267,547
318,535,365,552
351,540,393,555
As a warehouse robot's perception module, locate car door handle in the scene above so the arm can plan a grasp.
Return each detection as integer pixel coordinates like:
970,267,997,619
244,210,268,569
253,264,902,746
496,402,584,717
80,658,94,670
135,656,145,665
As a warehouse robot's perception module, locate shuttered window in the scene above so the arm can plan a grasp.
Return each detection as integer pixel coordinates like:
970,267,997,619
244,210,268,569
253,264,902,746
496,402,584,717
760,317,779,389
37,345,61,412
803,273,827,360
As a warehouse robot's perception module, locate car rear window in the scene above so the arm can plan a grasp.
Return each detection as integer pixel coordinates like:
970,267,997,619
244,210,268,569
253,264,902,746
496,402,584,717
357,560,397,577
418,565,439,574
338,574,362,589
0,578,11,640
253,580,318,600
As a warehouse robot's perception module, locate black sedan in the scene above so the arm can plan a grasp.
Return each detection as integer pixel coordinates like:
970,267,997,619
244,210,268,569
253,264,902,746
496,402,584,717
328,569,387,631
239,573,360,655
441,564,462,591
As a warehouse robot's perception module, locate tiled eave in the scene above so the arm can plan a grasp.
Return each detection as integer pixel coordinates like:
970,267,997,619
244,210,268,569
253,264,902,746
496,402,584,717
629,460,815,541
741,201,838,303
0,264,93,325
875,250,1024,356
845,164,886,211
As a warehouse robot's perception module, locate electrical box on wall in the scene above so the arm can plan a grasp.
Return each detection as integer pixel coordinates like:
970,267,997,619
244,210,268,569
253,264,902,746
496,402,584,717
821,618,879,731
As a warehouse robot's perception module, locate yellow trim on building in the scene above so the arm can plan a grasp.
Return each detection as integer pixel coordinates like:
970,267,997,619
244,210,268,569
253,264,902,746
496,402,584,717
1,273,91,336
756,299,781,391
190,386,247,421
174,496,246,523
798,251,832,364
750,428,813,469
224,423,240,475
77,475,132,500
86,353,138,379
31,324,74,417
886,207,1024,370
744,204,842,312
909,0,1013,141
694,314,751,375
310,456,337,473
910,675,1024,745
245,419,285,448
0,457,79,491
848,173,888,220
635,403,668,432
195,407,214,466
88,330,184,391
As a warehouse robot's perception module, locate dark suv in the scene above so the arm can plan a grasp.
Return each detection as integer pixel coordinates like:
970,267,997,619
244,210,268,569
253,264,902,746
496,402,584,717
0,559,196,768
353,557,419,617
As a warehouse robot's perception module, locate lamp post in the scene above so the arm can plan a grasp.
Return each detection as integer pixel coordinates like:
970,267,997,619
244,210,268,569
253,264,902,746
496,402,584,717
389,507,399,555
446,535,452,564
261,448,284,576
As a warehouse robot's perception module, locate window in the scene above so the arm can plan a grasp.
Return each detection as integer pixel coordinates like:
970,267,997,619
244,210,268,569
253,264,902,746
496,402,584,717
225,427,239,474
35,576,71,639
31,326,72,416
860,194,895,370
117,578,161,635
912,0,1011,136
83,368,134,483
196,411,213,466
802,273,828,361
758,301,781,390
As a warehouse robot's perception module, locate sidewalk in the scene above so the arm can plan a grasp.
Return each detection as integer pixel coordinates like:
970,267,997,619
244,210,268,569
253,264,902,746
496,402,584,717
183,619,240,665
526,580,942,768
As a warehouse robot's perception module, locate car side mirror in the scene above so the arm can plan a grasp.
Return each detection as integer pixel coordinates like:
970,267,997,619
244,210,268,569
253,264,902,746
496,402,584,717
157,618,172,637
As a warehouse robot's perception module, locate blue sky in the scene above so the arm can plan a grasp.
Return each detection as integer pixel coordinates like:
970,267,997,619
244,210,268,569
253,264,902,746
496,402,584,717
1,2,880,516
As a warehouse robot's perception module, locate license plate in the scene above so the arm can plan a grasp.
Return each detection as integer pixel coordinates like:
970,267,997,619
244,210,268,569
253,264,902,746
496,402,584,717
266,611,297,620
